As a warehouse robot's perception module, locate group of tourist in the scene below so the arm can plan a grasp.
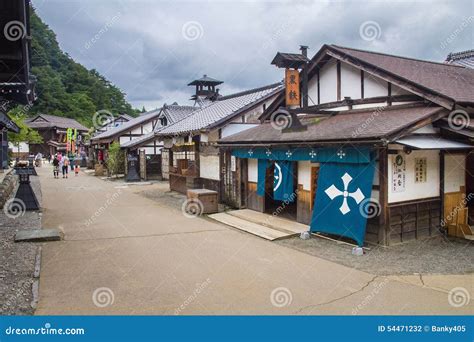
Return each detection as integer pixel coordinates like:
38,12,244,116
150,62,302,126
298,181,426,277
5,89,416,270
51,153,81,179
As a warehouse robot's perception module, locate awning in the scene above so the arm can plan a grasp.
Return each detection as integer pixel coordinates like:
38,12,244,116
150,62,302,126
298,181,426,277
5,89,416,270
395,135,473,150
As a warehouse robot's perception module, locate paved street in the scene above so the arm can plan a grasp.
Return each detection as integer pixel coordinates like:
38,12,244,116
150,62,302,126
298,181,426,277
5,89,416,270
35,165,472,315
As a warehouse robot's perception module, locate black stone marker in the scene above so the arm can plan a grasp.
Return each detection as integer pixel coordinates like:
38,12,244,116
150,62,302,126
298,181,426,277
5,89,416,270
14,170,39,211
126,153,140,182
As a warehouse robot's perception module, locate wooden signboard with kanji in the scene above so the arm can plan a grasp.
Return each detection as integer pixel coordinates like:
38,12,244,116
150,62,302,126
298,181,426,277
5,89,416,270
285,69,300,106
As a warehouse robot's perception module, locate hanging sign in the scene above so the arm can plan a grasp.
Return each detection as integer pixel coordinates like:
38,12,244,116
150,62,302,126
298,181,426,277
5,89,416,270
392,154,406,193
285,69,300,106
415,157,427,183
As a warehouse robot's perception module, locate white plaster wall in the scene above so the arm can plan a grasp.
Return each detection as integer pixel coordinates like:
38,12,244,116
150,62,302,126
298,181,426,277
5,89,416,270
444,154,466,193
221,123,259,139
307,76,319,106
297,161,312,191
364,74,388,98
388,150,440,203
341,63,361,99
119,136,132,144
319,59,338,103
199,154,220,181
248,158,258,182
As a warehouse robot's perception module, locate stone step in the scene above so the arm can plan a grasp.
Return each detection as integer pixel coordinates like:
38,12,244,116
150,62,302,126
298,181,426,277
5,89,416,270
208,213,296,241
15,229,62,242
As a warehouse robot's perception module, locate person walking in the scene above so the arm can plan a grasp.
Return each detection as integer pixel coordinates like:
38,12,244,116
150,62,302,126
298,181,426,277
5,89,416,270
52,154,60,178
74,153,80,176
62,155,70,178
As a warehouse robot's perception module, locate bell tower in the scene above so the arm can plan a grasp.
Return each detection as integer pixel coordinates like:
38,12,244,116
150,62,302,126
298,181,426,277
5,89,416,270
188,75,223,103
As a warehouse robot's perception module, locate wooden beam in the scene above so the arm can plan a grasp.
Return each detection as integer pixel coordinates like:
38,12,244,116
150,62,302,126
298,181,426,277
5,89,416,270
387,83,392,106
291,95,421,113
361,70,364,99
336,61,341,101
378,148,389,246
325,50,455,109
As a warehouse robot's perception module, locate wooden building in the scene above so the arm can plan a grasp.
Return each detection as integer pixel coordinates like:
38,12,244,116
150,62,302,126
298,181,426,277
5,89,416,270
0,0,35,167
219,44,474,246
94,114,134,135
122,75,282,193
26,114,89,156
120,103,197,180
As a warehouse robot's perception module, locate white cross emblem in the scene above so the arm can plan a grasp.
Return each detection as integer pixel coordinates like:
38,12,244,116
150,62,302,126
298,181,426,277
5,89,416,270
325,173,365,215
265,150,272,157
286,150,293,158
248,149,253,156
309,150,317,159
337,149,346,159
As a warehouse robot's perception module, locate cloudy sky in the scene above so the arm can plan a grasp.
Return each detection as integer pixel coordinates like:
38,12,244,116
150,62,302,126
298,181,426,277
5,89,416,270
31,0,473,110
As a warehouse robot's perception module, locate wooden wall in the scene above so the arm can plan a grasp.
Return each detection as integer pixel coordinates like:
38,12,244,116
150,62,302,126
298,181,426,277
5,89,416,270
387,198,441,244
247,182,264,212
296,185,312,225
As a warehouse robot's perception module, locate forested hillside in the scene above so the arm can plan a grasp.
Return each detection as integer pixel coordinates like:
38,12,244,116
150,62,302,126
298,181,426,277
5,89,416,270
28,6,139,127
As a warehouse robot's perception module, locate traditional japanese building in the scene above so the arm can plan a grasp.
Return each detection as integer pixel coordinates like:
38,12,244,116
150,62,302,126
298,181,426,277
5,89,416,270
218,44,474,246
0,0,35,167
26,114,89,156
122,76,282,192
93,114,134,135
120,103,197,179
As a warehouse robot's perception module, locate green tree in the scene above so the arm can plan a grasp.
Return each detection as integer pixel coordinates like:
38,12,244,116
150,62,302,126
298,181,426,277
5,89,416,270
105,142,124,177
7,109,43,154
28,6,139,126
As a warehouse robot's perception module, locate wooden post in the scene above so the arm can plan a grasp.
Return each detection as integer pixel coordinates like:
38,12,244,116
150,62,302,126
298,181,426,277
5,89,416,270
378,148,389,246
439,150,445,235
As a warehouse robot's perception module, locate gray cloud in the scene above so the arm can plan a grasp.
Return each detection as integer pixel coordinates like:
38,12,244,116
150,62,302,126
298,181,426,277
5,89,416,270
32,0,473,110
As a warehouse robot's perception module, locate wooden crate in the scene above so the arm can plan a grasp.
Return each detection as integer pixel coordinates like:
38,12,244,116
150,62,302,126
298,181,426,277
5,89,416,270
187,189,218,214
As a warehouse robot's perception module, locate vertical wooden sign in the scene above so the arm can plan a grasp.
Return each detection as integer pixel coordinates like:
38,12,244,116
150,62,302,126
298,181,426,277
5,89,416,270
285,69,300,106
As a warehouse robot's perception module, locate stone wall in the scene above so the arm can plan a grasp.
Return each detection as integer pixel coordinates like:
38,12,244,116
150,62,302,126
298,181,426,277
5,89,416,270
0,170,18,209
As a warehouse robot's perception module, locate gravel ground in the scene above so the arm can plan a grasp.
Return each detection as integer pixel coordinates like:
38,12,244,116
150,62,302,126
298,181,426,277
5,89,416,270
277,234,474,276
132,180,474,276
0,174,42,315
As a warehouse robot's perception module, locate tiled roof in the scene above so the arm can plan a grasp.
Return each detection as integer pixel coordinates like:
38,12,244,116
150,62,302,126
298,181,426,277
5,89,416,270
446,50,474,69
26,114,89,131
327,45,474,104
91,109,161,141
161,104,197,123
155,83,283,136
220,105,446,144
